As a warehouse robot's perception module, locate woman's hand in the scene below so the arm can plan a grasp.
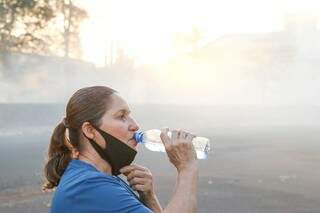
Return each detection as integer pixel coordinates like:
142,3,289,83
120,164,163,212
120,164,155,197
160,128,197,172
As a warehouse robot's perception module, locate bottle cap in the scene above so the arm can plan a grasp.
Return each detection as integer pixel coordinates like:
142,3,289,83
133,132,143,143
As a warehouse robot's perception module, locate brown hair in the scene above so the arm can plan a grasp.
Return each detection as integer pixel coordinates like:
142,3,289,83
43,86,116,190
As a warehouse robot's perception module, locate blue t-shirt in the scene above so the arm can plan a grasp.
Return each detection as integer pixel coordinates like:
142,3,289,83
51,159,153,213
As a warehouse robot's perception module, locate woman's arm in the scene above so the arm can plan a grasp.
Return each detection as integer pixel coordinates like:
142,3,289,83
160,129,198,213
141,163,198,213
139,191,163,213
121,128,198,213
163,162,198,213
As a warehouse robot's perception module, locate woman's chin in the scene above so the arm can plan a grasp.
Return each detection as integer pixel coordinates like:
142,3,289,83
127,139,138,151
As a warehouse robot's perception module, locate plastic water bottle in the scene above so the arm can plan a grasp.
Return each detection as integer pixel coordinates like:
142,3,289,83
134,129,211,159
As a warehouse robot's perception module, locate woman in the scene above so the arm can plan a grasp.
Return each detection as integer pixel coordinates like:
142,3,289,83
43,86,198,213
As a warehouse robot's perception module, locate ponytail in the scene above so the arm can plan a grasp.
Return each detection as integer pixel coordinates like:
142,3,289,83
43,121,72,190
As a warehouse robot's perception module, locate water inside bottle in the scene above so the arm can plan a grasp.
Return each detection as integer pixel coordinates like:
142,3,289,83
144,140,209,159
144,142,166,152
140,129,211,159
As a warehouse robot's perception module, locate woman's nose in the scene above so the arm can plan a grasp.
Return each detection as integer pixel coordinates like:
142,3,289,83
129,118,139,132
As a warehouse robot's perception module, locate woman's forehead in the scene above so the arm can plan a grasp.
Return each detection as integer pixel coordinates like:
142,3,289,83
108,94,130,113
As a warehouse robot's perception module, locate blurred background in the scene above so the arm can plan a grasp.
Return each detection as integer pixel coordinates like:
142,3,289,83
0,0,319,212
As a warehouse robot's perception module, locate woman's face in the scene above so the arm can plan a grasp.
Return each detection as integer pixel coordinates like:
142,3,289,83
95,94,139,150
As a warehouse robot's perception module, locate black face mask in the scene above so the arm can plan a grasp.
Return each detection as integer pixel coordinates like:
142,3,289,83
83,126,137,176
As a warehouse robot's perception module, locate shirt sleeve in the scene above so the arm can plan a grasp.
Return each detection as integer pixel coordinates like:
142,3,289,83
74,175,153,213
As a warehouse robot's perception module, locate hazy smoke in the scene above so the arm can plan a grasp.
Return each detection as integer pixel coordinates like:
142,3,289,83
1,18,320,105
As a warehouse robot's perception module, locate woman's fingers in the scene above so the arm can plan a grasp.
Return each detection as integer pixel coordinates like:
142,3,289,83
128,177,150,186
171,130,179,140
179,130,187,139
185,133,196,141
161,128,198,171
119,164,147,175
127,170,151,182
120,164,154,194
120,164,152,182
131,184,148,192
160,128,171,149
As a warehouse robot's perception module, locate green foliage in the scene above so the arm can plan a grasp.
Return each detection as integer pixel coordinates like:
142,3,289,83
0,0,87,59
0,0,53,54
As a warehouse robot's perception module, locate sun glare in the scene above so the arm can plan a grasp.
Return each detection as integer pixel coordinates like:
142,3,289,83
77,0,320,67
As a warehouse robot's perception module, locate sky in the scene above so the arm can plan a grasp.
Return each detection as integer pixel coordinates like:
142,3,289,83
77,0,320,66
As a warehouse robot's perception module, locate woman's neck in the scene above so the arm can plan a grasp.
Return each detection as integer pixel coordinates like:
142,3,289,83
78,153,112,175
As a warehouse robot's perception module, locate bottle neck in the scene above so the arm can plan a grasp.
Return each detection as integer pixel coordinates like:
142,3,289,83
133,131,144,143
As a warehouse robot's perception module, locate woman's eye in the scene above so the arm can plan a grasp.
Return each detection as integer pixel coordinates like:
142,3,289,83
119,115,126,120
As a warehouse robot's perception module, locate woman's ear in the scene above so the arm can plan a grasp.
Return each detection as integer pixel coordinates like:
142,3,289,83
82,122,95,140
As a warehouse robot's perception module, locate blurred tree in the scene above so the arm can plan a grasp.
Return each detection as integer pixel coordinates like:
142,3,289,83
0,0,54,62
57,0,87,58
0,0,87,75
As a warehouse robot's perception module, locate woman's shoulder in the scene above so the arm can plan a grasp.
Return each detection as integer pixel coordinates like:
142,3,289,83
84,170,118,185
62,159,118,186
57,161,153,212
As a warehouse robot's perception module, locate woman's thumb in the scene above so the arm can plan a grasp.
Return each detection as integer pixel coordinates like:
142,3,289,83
160,127,170,148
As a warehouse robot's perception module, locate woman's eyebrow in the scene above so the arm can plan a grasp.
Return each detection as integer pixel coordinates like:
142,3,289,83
114,109,131,115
